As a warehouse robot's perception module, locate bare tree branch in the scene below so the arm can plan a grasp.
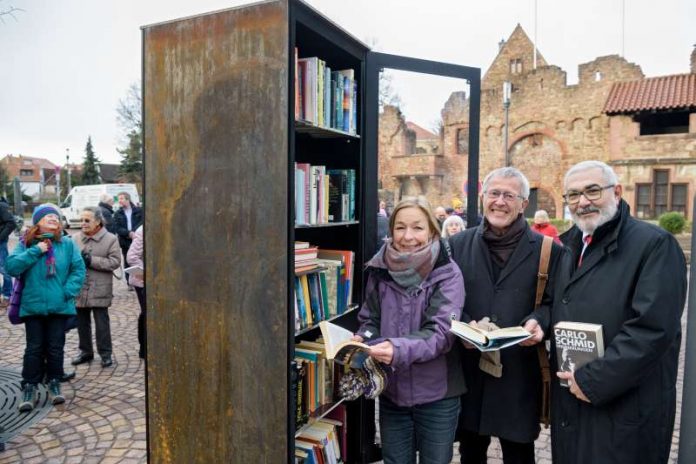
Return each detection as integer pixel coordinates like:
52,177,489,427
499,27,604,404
0,2,24,24
116,82,142,141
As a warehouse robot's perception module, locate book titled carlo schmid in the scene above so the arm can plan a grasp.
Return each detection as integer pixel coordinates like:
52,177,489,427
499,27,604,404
554,321,604,388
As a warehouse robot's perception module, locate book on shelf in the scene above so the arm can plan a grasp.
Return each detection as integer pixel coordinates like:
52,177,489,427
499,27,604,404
317,249,354,309
450,320,531,352
319,320,370,366
554,321,605,387
325,404,348,460
295,50,358,135
296,246,319,262
296,340,335,406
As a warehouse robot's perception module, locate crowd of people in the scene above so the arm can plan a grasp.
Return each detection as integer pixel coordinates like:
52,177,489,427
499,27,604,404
367,160,686,464
0,192,144,413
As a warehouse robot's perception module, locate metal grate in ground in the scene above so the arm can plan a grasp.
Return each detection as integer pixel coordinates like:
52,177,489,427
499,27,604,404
0,368,52,443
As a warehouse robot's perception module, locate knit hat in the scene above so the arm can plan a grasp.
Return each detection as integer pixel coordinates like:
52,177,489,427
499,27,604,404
32,203,61,225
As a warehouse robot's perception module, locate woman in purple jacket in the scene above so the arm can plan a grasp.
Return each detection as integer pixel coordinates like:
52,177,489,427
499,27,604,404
353,197,466,463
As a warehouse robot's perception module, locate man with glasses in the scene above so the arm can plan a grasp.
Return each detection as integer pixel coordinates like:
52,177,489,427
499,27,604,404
449,167,565,464
550,160,686,464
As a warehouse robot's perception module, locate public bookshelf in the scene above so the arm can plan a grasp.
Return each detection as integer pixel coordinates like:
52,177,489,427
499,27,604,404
142,0,480,462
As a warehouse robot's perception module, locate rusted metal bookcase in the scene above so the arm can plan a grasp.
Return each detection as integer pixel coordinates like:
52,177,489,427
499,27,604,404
142,1,480,462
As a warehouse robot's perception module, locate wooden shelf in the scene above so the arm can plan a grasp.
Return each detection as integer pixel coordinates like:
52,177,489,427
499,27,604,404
295,119,360,139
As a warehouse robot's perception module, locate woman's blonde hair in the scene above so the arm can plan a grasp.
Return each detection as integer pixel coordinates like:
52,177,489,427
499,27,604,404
388,197,441,239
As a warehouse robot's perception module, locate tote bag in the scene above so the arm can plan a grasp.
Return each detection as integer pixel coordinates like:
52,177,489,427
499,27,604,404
7,278,24,325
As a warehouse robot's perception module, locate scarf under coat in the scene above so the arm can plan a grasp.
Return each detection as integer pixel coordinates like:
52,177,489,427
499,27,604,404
381,239,441,290
481,214,527,268
27,232,57,277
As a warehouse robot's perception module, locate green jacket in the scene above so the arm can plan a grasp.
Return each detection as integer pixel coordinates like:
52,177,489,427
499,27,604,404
6,236,86,317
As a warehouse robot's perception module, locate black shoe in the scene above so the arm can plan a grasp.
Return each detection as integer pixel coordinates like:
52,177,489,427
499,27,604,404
48,379,65,405
101,356,113,368
71,352,94,365
61,371,76,382
18,384,36,412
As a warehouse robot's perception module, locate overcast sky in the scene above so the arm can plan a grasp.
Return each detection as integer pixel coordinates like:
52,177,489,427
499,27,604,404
1,0,694,166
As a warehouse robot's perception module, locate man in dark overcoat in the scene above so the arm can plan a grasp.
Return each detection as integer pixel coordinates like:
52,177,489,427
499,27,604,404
113,191,143,284
449,167,565,464
551,160,686,464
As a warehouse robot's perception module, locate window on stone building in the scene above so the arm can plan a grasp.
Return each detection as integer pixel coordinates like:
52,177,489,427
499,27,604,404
456,127,468,154
636,111,689,135
634,170,689,219
671,184,688,216
20,169,33,176
636,184,651,219
654,170,669,217
509,58,523,75
594,71,602,81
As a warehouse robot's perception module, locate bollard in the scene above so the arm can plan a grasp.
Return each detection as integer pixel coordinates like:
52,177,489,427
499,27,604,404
678,196,696,463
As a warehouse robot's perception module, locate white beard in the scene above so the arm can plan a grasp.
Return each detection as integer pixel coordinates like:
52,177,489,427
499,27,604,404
572,200,618,235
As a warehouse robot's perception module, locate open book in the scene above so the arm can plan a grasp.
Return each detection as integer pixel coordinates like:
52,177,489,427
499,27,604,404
124,265,144,278
318,321,370,367
450,320,531,352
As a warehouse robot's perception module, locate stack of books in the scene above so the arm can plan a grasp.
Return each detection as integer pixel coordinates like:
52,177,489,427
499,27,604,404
294,245,355,332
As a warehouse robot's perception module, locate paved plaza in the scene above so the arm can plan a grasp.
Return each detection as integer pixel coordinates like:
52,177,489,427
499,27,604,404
0,276,146,464
0,259,687,463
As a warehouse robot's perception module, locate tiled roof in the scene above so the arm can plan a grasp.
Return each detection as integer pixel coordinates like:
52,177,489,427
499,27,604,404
406,121,438,140
604,73,696,114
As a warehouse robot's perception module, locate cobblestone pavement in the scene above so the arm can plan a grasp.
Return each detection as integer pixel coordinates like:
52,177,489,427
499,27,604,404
0,276,147,464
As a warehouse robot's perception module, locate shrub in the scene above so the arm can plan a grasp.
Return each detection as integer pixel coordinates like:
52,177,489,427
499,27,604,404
658,212,686,235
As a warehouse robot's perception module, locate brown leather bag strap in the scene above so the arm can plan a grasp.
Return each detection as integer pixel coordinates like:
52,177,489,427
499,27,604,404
535,236,553,309
536,235,554,428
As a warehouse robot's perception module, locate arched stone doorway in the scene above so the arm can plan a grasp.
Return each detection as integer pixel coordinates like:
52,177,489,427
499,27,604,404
509,132,563,218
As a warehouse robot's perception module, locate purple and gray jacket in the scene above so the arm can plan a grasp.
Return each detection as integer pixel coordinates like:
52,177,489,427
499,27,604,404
356,240,467,407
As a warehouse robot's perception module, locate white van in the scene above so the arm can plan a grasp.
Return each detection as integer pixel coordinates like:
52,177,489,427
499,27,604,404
59,183,140,228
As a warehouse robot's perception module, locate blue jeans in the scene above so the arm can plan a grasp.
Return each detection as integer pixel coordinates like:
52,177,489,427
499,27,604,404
22,315,67,385
380,396,461,464
0,240,12,298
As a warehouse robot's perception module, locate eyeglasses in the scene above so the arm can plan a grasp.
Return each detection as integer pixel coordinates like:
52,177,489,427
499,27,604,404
483,190,525,202
80,219,93,223
563,184,615,205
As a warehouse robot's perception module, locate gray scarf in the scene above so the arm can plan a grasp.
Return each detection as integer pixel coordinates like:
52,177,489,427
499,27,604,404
382,239,440,290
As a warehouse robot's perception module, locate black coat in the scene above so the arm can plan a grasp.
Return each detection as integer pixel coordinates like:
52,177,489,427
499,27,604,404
113,205,143,251
0,200,15,242
551,200,686,464
449,220,565,443
98,202,116,234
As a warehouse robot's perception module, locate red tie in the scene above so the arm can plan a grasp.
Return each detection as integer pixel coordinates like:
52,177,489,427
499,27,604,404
578,235,592,267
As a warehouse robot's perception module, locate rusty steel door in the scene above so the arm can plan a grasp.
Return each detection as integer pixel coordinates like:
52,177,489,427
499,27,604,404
143,1,290,462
